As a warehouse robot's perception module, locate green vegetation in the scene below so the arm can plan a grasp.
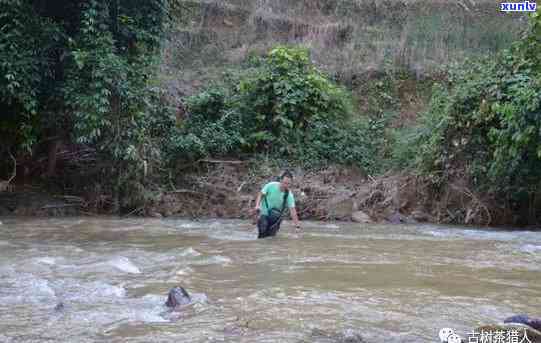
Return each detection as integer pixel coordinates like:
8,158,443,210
391,13,541,224
1,0,174,210
1,1,539,223
169,46,385,172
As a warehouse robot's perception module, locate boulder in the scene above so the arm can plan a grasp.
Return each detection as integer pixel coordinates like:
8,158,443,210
504,315,541,332
54,302,65,312
411,210,432,222
386,211,415,224
326,194,355,219
148,211,163,218
351,211,373,224
165,286,191,308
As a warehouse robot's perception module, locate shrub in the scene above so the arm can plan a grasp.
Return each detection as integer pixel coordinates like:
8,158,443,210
399,13,541,217
169,46,382,171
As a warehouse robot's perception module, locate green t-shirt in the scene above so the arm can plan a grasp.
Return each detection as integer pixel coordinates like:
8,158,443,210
259,181,295,216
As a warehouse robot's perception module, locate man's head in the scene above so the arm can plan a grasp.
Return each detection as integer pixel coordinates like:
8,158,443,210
279,170,293,191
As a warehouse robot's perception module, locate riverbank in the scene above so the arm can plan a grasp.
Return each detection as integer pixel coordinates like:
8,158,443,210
0,160,527,228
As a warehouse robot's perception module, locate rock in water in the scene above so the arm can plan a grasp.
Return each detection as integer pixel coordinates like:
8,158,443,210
386,211,413,224
505,314,541,332
351,211,372,224
309,328,366,343
165,286,191,308
54,302,65,312
411,210,431,222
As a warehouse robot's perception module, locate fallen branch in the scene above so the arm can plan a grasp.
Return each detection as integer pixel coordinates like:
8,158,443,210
41,203,79,209
200,159,244,164
237,181,246,193
122,206,144,217
168,189,207,196
55,195,85,203
197,181,231,195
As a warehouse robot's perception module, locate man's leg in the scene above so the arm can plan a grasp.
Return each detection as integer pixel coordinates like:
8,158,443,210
267,219,282,237
257,215,270,239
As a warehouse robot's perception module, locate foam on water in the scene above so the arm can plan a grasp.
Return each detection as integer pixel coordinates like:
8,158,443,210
32,278,56,297
190,255,232,266
520,244,541,254
141,294,164,303
174,220,256,241
36,257,56,265
0,264,14,276
0,276,57,305
421,227,541,244
54,280,126,303
178,247,201,257
88,281,126,298
207,230,255,241
323,224,340,229
133,311,169,323
178,222,202,229
108,256,141,274
176,266,194,275
191,292,208,303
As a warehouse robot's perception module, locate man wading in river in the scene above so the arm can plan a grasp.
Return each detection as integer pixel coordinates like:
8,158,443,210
254,171,301,238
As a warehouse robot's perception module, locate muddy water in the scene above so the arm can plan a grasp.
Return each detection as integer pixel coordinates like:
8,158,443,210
0,217,540,342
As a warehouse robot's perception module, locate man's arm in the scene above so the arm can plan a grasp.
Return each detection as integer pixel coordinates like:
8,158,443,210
254,192,264,213
290,207,301,230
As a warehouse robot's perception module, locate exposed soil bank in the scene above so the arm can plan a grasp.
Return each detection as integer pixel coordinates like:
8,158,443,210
1,161,536,228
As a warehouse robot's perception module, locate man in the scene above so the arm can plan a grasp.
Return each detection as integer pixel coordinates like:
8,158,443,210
254,170,301,238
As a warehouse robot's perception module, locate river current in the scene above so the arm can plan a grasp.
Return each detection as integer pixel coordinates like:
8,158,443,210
0,217,540,342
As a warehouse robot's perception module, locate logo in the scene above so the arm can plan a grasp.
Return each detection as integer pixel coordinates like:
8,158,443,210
500,1,537,12
439,328,462,343
439,327,533,343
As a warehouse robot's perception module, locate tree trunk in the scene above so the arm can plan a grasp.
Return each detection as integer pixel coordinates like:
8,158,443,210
46,139,60,177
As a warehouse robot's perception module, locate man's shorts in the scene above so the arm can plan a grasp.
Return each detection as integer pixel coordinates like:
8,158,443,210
257,215,282,239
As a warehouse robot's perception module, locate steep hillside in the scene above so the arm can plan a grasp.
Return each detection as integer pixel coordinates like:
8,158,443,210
161,0,524,105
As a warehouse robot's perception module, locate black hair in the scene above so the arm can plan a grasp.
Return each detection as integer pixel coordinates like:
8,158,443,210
280,170,293,180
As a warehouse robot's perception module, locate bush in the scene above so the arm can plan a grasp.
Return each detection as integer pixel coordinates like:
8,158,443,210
398,13,541,213
169,46,382,171
0,0,172,212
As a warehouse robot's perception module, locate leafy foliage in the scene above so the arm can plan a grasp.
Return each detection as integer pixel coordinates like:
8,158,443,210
170,46,382,172
0,0,63,151
0,0,172,211
395,13,541,216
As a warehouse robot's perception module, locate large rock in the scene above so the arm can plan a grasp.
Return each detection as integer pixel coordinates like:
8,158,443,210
351,211,373,224
505,315,541,332
54,302,65,312
411,210,432,222
386,211,416,224
165,286,191,308
326,193,355,220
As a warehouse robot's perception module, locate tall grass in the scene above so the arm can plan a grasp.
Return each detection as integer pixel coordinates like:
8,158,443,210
164,0,522,92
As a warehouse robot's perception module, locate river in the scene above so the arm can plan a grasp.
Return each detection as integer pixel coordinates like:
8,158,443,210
0,217,540,342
